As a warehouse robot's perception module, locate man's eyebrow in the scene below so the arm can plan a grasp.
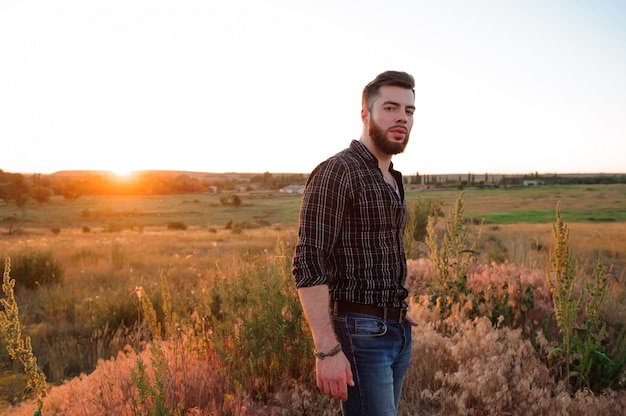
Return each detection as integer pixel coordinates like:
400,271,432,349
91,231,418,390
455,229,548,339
383,100,416,110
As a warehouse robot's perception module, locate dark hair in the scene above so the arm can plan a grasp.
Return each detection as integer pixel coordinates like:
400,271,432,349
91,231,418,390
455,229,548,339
362,71,415,111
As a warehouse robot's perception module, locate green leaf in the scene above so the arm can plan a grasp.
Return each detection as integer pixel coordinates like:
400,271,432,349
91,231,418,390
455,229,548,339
548,347,564,357
591,349,614,366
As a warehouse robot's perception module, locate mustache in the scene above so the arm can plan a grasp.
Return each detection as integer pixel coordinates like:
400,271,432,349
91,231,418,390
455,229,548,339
390,125,408,133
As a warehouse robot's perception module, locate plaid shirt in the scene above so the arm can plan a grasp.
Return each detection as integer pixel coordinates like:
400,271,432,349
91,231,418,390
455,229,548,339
293,140,409,308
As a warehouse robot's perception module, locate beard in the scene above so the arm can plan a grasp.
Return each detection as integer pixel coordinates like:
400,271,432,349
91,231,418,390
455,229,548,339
369,119,410,155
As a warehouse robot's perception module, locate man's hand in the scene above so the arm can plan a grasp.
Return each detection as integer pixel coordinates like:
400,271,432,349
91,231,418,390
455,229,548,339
297,285,355,401
316,352,354,401
405,311,419,327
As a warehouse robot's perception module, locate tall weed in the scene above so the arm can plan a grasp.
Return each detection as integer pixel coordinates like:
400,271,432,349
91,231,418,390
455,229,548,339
547,203,620,392
424,192,522,328
425,192,477,320
0,258,47,412
132,274,183,415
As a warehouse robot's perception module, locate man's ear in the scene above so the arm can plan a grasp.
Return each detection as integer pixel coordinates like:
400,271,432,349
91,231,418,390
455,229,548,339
361,108,369,123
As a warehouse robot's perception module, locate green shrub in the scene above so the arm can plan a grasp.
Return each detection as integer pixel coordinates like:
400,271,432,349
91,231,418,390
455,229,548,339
70,247,100,265
207,240,312,399
404,198,443,259
10,250,64,288
220,194,242,206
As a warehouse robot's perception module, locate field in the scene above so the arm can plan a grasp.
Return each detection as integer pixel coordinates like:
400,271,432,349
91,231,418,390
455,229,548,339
406,184,626,276
0,184,625,415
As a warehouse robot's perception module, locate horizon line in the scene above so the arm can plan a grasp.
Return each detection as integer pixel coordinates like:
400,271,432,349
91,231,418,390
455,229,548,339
10,169,626,177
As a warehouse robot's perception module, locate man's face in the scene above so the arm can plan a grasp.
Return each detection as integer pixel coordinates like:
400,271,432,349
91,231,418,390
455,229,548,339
366,85,415,155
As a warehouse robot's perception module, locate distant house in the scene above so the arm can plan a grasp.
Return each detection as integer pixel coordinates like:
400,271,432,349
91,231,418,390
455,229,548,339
280,185,305,194
523,180,541,186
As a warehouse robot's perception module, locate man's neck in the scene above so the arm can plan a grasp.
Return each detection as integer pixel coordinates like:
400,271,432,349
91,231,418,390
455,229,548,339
359,136,392,172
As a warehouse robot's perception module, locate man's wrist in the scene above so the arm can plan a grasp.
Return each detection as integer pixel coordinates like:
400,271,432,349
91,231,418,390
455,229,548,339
314,343,342,359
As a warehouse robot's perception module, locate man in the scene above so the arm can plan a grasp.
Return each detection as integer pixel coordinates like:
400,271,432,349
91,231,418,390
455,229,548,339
293,71,418,416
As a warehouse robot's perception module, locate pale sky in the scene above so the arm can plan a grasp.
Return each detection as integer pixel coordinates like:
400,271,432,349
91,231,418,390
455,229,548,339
1,0,625,175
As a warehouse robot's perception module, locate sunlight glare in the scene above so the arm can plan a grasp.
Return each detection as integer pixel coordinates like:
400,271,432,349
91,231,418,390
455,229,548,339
111,168,135,178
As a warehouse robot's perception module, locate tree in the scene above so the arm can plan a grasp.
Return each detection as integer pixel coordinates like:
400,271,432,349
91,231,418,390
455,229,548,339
4,174,31,208
54,179,85,200
31,186,52,204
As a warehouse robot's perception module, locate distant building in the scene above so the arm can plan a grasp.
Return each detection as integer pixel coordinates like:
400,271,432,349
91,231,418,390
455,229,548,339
280,185,305,194
523,180,541,186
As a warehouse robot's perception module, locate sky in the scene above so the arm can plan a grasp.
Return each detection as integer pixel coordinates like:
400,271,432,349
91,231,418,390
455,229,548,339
1,0,625,176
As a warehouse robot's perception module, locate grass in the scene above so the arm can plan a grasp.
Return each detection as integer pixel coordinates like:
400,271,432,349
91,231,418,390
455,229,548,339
479,209,626,224
406,184,626,219
3,183,625,230
2,184,625,289
0,184,625,414
2,193,303,231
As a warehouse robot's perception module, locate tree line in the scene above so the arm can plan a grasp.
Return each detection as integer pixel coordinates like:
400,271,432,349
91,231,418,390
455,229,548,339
0,170,309,207
412,172,626,189
1,169,625,209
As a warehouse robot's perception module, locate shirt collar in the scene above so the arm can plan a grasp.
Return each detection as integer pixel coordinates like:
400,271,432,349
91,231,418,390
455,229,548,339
350,140,397,173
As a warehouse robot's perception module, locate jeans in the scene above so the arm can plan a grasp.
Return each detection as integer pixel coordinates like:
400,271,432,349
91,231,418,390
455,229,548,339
332,310,412,416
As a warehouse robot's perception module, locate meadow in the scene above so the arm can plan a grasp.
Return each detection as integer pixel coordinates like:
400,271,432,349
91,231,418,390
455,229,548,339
0,184,625,415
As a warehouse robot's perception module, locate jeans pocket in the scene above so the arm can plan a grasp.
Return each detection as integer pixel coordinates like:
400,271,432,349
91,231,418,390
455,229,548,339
351,316,387,338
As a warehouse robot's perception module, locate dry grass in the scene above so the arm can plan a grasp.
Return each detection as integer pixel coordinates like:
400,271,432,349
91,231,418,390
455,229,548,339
5,257,625,415
401,259,626,416
0,186,624,414
0,226,297,388
479,222,626,277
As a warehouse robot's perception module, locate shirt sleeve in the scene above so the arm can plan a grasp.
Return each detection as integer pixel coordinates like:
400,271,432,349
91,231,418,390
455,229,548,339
293,158,352,288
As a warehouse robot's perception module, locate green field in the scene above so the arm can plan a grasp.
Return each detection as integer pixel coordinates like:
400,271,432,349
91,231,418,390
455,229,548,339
2,184,625,232
406,184,626,224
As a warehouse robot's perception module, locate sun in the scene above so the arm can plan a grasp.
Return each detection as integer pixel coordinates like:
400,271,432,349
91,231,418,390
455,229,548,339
110,167,135,178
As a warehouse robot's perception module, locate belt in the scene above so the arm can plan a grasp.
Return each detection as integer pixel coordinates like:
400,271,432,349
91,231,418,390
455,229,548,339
331,300,407,323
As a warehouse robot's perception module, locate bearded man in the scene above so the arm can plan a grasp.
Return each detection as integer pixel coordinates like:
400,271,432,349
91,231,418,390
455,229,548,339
293,71,419,416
